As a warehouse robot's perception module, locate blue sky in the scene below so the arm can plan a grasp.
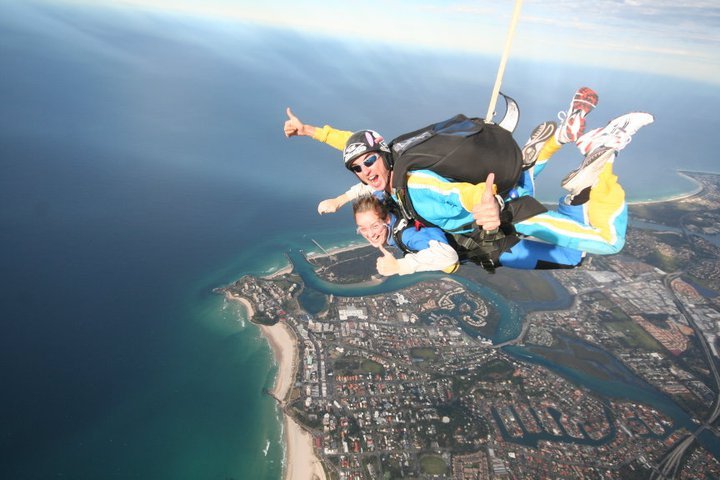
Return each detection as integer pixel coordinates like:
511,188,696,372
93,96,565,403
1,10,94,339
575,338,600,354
54,0,720,85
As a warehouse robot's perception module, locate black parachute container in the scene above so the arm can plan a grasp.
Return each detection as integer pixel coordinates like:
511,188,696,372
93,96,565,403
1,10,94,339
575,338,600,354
388,113,523,198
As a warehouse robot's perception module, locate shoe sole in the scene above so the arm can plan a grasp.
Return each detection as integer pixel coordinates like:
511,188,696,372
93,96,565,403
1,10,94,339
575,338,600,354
522,121,557,168
558,87,599,144
573,87,599,115
561,147,615,194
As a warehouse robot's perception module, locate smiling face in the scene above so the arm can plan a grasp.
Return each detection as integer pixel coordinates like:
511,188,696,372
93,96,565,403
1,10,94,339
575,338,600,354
355,209,390,247
350,152,391,192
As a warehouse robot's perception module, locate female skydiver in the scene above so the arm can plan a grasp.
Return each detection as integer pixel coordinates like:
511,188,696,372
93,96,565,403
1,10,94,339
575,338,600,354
352,195,459,276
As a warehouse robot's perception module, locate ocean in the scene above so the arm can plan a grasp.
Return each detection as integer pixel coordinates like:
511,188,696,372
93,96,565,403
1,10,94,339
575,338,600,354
1,2,719,479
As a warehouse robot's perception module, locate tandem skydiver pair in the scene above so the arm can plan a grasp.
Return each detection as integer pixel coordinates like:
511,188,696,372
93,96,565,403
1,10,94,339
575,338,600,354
284,87,654,276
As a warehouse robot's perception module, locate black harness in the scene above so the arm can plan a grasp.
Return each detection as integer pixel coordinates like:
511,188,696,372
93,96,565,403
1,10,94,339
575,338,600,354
390,190,547,273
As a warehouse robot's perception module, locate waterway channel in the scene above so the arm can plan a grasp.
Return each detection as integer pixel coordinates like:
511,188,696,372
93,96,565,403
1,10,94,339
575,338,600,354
287,248,720,456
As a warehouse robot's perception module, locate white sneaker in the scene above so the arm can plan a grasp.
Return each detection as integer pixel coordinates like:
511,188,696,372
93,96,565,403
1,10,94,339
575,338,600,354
576,112,654,156
561,147,616,196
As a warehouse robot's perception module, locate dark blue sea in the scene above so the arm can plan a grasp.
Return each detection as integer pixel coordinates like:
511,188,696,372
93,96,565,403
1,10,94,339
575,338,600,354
2,2,719,479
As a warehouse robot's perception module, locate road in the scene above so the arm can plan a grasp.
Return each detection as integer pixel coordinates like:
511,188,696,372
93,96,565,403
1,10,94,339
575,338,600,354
650,272,720,479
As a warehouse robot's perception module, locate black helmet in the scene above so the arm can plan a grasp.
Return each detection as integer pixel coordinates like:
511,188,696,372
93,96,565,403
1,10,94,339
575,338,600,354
343,130,391,170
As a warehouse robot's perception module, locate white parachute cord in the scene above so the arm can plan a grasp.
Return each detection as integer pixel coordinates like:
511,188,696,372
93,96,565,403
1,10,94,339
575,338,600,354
485,0,524,124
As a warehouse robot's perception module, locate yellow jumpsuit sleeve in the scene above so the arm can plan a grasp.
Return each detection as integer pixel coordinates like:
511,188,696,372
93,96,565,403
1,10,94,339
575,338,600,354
405,172,495,212
458,182,495,212
312,125,353,151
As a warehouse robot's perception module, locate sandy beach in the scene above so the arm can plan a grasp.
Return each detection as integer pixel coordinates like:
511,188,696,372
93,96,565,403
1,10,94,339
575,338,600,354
261,322,327,480
258,322,295,402
627,170,706,205
226,291,327,480
305,241,367,261
267,264,293,279
223,241,370,480
263,241,366,280
227,292,255,318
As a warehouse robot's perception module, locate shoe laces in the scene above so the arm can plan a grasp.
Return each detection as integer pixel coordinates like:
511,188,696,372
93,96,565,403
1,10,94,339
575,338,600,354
603,125,633,149
556,109,586,143
579,130,632,156
559,109,588,129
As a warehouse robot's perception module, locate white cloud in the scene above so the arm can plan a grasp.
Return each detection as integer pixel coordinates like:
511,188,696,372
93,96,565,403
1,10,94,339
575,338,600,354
49,0,720,84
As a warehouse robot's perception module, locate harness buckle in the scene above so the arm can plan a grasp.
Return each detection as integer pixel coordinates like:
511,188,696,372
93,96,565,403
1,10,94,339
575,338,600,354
480,257,496,273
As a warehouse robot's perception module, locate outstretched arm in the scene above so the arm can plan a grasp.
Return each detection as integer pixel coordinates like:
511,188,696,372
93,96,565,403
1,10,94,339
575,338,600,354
283,107,317,138
318,192,353,215
283,107,352,150
284,107,368,214
318,183,375,214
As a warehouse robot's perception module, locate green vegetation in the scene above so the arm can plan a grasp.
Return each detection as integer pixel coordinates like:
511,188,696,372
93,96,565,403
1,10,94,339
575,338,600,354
604,321,663,351
380,455,411,480
609,306,631,322
434,404,488,451
596,306,631,322
451,359,516,396
281,298,298,313
645,251,683,272
478,358,515,379
629,202,697,221
419,455,447,475
360,359,385,374
410,347,437,360
655,232,688,248
252,312,278,326
334,355,385,375
289,404,322,429
457,267,559,302
687,273,714,291
314,246,380,283
524,334,656,381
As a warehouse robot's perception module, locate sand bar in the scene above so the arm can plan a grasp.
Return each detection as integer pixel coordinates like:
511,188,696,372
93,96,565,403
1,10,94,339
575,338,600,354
306,241,367,260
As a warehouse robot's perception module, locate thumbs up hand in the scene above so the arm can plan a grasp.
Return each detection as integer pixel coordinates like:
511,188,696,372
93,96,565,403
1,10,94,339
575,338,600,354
471,172,501,231
283,107,306,137
376,246,400,276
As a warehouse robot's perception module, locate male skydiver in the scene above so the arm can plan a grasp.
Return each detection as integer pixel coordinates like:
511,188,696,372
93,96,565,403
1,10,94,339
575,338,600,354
284,88,653,270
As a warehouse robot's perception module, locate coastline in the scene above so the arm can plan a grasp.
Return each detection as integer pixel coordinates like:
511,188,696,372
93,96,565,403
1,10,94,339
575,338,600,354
225,292,327,480
259,322,326,480
305,241,367,261
226,171,717,477
226,292,256,318
263,241,367,280
264,242,366,480
626,169,707,205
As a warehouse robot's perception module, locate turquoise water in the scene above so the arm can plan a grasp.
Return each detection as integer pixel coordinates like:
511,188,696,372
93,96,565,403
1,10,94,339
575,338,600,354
2,1,720,478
